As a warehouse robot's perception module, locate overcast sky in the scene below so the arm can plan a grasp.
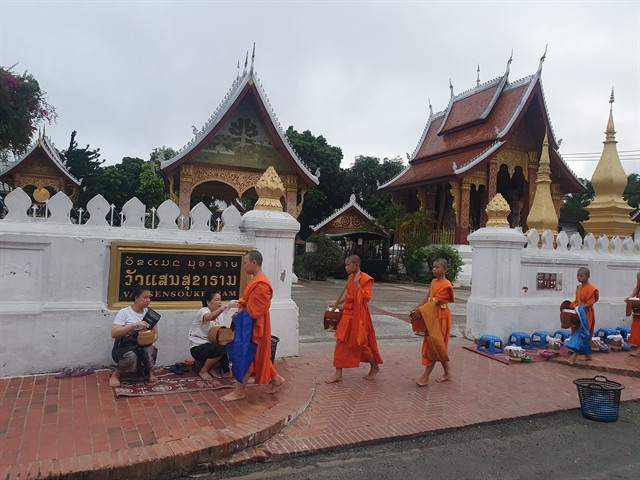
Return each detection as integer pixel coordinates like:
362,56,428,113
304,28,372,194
1,1,638,180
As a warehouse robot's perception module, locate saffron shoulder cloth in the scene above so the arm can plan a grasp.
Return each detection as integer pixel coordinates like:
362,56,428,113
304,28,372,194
417,301,449,363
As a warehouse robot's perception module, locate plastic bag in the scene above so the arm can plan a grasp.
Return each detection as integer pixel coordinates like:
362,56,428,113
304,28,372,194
565,306,592,355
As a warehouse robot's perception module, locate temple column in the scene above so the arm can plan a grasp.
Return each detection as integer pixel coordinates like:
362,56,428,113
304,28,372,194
488,159,498,200
550,183,562,219
178,165,195,229
456,182,471,244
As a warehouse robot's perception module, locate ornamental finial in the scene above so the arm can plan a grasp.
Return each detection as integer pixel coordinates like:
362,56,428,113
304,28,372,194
609,87,615,109
476,63,480,86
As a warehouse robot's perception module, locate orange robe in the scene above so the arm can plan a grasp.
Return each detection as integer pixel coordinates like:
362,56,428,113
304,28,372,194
238,273,277,384
570,283,598,337
333,272,383,368
418,278,454,366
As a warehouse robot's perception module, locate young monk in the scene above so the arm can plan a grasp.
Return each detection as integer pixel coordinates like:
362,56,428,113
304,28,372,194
569,266,599,363
411,258,454,386
624,272,640,357
325,254,383,383
221,250,285,402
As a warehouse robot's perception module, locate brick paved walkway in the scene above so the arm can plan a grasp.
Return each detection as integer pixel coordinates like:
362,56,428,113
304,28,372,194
2,338,639,479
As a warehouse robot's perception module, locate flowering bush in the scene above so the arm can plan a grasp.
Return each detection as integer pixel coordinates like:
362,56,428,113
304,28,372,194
0,66,57,156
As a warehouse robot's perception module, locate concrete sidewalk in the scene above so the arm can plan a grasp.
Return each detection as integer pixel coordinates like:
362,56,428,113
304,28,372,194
1,338,639,480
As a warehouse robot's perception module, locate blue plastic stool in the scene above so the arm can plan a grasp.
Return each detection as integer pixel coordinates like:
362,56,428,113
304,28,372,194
531,331,554,349
554,329,571,342
507,332,533,349
595,328,619,343
615,326,631,341
476,335,504,354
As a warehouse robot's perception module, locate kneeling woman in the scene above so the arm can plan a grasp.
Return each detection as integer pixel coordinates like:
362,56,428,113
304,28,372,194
110,285,159,387
189,290,235,381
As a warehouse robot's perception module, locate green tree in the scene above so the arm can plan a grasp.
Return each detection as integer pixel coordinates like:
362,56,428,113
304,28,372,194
623,173,640,209
286,127,346,237
136,158,168,210
345,155,404,218
93,157,145,210
0,65,57,158
61,131,104,207
561,179,594,212
297,233,342,280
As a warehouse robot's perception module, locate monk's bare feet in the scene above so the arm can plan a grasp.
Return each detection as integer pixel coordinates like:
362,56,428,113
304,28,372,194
149,373,158,383
109,372,121,387
436,373,451,383
220,390,245,402
324,373,342,384
209,369,222,379
266,374,285,394
363,364,379,381
412,376,429,387
568,354,578,365
199,371,213,381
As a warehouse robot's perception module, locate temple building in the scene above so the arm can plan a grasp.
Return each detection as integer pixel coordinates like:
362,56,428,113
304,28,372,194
378,53,586,244
161,48,318,222
0,131,80,206
311,193,390,278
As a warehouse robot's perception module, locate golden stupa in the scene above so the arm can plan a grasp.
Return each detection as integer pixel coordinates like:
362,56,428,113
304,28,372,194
581,89,635,237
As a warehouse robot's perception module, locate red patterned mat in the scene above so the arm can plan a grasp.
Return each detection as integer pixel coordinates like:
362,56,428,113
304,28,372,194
112,367,254,397
461,345,554,364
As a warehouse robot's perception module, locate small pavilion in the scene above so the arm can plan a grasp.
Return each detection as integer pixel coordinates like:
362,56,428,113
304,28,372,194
161,49,319,223
378,53,586,244
0,132,80,205
312,193,390,278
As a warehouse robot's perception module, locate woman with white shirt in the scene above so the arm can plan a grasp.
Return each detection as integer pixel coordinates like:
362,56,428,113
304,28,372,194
189,290,236,381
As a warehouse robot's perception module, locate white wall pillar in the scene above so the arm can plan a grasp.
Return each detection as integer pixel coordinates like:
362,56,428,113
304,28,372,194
241,210,300,358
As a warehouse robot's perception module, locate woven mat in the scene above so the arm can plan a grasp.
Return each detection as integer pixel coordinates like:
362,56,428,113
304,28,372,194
461,345,554,365
112,367,254,397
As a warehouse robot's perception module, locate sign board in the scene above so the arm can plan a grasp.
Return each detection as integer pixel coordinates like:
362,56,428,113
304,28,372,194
108,242,250,309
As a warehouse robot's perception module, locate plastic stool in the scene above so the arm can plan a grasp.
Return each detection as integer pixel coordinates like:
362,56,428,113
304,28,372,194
531,331,554,349
554,329,571,342
595,328,619,343
615,326,631,341
507,332,533,349
476,335,504,354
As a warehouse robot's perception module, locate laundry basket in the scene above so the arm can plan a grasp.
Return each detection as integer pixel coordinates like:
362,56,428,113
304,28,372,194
573,375,624,422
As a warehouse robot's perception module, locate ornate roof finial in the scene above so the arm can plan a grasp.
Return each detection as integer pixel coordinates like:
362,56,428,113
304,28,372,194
609,86,615,109
237,59,240,78
540,44,547,63
428,97,433,116
504,50,513,77
250,42,255,75
243,51,248,76
449,79,454,98
476,63,480,86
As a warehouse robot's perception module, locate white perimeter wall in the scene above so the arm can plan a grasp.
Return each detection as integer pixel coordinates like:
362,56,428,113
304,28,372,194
465,226,640,342
0,195,300,377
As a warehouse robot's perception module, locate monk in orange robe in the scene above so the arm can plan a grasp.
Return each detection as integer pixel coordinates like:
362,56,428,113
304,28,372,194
412,259,454,386
221,250,285,402
624,272,640,356
569,266,599,363
325,255,383,383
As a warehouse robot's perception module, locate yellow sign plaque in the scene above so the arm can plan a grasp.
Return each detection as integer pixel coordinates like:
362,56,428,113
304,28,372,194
108,242,250,310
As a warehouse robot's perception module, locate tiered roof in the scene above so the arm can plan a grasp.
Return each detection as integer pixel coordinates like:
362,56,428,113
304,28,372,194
161,49,318,187
312,193,387,237
0,132,80,186
380,53,585,193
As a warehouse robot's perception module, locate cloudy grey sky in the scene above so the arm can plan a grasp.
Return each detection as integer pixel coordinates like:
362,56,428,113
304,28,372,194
1,0,638,180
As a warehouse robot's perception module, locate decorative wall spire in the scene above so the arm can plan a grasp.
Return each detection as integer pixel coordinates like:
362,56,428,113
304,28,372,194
254,166,285,211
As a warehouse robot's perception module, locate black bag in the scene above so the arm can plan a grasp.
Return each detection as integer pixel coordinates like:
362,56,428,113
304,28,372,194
142,308,161,329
